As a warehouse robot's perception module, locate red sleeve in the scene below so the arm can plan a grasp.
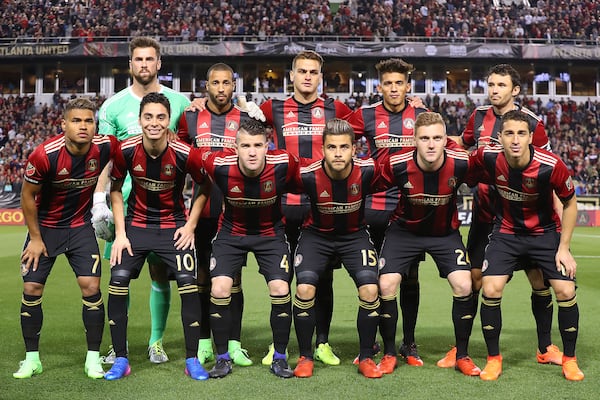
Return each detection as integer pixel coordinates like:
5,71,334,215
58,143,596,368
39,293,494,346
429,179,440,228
177,111,191,143
531,120,550,150
335,100,353,120
466,147,488,187
461,111,476,148
261,100,274,127
347,108,365,137
186,147,206,184
286,152,303,193
551,157,576,201
23,146,49,185
375,155,394,192
111,145,127,180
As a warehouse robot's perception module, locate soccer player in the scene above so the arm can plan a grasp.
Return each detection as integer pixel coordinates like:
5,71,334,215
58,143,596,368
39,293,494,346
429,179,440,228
14,98,118,379
260,50,353,366
470,110,583,381
177,63,255,366
348,58,429,366
377,112,480,377
201,119,300,379
104,93,208,381
292,119,382,379
438,63,562,368
94,36,192,364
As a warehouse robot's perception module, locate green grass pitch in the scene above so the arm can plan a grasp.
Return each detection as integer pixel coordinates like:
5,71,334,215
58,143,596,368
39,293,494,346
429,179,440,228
1,225,599,399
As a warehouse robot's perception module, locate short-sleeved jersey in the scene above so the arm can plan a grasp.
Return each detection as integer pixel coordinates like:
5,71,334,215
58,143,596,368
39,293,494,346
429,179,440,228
348,100,429,212
98,85,190,140
111,136,204,229
178,105,253,219
379,149,472,236
299,158,379,234
201,149,301,236
470,144,574,235
23,134,118,228
261,96,352,206
461,104,550,224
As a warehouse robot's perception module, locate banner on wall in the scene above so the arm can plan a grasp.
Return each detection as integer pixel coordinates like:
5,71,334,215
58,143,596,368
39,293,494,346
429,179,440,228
0,208,25,226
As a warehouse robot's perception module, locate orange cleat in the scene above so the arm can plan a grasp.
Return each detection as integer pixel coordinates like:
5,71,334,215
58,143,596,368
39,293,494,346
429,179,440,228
536,344,563,366
562,356,584,381
455,356,481,376
293,356,314,378
437,346,457,368
399,342,424,367
358,358,383,379
480,355,502,381
377,354,398,374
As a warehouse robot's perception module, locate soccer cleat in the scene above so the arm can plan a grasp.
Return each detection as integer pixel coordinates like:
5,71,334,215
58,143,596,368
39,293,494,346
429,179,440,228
209,357,233,379
480,355,502,381
104,357,131,380
101,345,116,364
148,340,169,364
353,341,381,365
455,356,481,376
358,358,383,378
537,344,563,366
293,356,314,378
399,342,424,366
229,340,253,366
197,339,215,364
377,354,398,374
437,346,457,368
84,353,105,379
562,356,584,381
313,343,340,366
13,359,43,379
270,358,294,378
184,357,209,380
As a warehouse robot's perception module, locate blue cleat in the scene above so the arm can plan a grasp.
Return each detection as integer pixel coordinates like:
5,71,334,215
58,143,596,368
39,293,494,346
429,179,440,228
104,357,131,380
185,357,209,380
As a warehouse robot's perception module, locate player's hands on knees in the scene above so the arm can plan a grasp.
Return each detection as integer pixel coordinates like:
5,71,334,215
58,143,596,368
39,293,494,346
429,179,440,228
186,97,207,112
237,95,266,122
91,192,115,241
556,245,577,279
21,238,48,273
110,235,133,266
173,224,195,251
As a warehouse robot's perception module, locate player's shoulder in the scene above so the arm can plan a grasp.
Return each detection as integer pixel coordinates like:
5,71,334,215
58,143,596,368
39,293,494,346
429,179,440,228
170,139,193,154
300,158,322,174
41,134,66,154
120,135,143,150
518,105,542,122
266,149,293,163
99,87,132,111
354,157,376,167
532,146,559,166
389,149,414,164
359,101,381,111
474,104,493,114
446,148,469,160
92,134,117,146
161,85,190,102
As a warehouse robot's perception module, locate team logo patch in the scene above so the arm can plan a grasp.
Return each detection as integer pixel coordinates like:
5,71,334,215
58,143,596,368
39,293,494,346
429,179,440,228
312,107,323,119
20,263,29,276
448,176,458,188
226,120,239,132
209,256,217,271
378,257,386,270
294,253,303,267
350,183,360,196
87,159,98,172
163,164,174,176
565,176,573,191
263,180,273,193
25,162,36,177
523,177,536,189
482,259,488,273
403,118,415,130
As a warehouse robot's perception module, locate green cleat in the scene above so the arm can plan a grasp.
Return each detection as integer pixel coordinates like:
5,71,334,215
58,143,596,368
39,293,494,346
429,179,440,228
229,340,253,366
198,339,215,364
13,359,43,379
262,343,275,366
85,351,105,379
314,343,340,366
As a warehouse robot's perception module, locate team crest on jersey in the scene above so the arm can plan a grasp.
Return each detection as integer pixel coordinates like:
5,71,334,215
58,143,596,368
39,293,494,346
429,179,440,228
378,257,386,270
87,159,98,172
448,176,458,188
565,176,573,191
209,256,217,271
294,254,303,267
523,177,536,189
226,120,239,132
350,183,360,196
263,180,273,193
482,259,488,273
403,118,415,130
163,164,174,176
25,162,36,177
312,107,324,119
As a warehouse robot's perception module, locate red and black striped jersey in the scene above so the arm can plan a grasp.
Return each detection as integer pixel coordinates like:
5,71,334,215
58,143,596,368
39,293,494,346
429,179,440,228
379,149,472,236
201,149,301,236
24,134,117,228
111,136,204,229
178,105,253,219
470,144,574,235
461,104,549,224
299,158,380,234
261,96,352,206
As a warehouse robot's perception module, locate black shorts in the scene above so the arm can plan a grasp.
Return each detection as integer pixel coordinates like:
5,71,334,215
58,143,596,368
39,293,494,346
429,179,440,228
111,226,197,280
466,221,493,269
294,229,379,288
210,232,292,283
195,218,219,267
22,225,101,284
482,231,573,282
379,224,470,279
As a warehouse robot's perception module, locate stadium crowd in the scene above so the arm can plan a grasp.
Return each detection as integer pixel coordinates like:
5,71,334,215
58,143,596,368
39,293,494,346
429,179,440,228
1,0,599,43
1,92,599,195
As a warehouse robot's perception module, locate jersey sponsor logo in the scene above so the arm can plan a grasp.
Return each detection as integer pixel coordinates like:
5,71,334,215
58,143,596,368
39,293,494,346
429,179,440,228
132,176,175,192
407,193,452,206
403,118,415,129
282,122,325,137
374,134,415,148
52,176,98,190
87,159,98,172
317,199,362,214
58,167,69,176
496,185,539,202
350,183,360,196
26,162,36,177
226,195,278,208
163,164,174,176
448,176,458,189
319,190,330,198
230,186,242,193
263,180,273,193
523,177,536,189
195,134,236,149
133,164,144,172
312,107,323,119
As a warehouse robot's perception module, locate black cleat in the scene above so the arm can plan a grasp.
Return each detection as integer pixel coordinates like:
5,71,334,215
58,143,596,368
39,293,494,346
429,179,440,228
270,358,294,378
209,358,233,378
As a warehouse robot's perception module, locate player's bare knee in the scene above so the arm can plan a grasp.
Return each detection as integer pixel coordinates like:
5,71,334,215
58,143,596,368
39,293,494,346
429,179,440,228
210,276,233,298
296,284,316,300
267,279,289,296
378,273,401,297
551,281,576,301
78,277,101,297
23,282,44,296
358,284,378,302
